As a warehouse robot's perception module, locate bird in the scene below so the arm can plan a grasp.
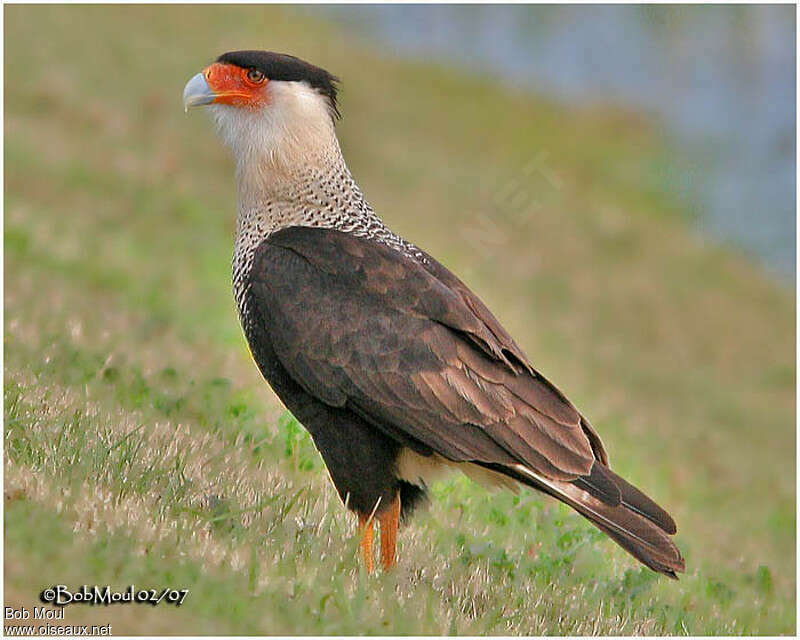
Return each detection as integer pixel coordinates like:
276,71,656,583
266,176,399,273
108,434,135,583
183,50,685,578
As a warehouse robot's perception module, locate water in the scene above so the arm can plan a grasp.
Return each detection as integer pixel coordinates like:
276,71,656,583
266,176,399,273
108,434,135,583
317,5,796,283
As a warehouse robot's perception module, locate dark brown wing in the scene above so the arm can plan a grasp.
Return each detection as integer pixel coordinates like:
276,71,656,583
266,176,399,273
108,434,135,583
415,246,609,466
250,226,600,481
249,226,684,576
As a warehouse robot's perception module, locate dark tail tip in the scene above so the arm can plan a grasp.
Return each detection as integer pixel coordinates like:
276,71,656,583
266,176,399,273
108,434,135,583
567,465,685,576
580,463,677,534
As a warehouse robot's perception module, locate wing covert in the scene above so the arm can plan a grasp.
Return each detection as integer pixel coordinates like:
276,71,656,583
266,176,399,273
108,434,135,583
249,226,604,479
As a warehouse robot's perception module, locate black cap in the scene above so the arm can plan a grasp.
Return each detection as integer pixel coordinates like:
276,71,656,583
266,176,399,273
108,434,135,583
217,50,339,118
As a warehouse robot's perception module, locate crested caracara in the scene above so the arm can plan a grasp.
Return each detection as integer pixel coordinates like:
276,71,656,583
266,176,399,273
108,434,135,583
183,51,684,577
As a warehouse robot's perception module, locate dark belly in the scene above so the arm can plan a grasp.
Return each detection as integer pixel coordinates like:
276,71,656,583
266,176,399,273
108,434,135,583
240,292,426,518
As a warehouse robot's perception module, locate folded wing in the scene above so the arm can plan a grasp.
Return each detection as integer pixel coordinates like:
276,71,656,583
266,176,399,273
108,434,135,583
248,226,683,576
251,226,601,480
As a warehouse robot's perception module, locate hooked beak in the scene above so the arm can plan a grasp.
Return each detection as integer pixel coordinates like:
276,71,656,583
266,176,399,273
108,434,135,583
183,72,216,112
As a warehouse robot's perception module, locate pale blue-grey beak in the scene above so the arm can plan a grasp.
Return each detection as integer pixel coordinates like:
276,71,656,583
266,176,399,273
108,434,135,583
183,73,216,112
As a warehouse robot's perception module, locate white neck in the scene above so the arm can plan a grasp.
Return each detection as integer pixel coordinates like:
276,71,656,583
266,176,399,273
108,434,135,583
210,81,342,207
211,80,404,315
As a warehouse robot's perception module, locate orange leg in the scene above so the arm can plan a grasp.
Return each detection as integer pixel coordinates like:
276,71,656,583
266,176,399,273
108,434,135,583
378,491,401,571
358,513,375,574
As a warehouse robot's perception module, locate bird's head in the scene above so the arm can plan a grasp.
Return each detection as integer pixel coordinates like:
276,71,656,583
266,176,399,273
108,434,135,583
183,51,340,171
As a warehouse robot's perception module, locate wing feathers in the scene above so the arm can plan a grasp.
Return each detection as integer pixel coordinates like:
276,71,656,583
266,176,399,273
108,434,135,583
255,227,599,478
603,466,678,534
251,227,683,576
510,463,684,577
571,460,622,505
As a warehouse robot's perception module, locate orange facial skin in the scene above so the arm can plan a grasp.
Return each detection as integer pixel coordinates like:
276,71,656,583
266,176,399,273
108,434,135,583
204,62,269,108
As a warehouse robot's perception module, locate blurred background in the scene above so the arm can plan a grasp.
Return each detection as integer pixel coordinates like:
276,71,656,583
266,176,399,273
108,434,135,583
322,4,796,283
4,4,795,635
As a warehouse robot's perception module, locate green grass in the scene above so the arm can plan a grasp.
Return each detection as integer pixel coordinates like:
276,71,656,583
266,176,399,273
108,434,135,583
5,4,795,634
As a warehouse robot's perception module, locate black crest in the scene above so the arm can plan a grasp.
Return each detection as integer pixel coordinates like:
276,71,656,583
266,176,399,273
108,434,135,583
217,50,340,118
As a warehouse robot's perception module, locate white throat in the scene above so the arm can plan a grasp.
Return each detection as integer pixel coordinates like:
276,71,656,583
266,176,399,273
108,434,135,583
211,80,358,253
214,78,425,324
214,80,399,316
210,80,341,198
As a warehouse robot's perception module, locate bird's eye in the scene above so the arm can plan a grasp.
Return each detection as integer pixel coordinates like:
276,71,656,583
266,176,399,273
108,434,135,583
246,69,265,84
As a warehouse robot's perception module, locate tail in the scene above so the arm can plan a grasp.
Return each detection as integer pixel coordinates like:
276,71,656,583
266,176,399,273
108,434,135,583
489,461,685,578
